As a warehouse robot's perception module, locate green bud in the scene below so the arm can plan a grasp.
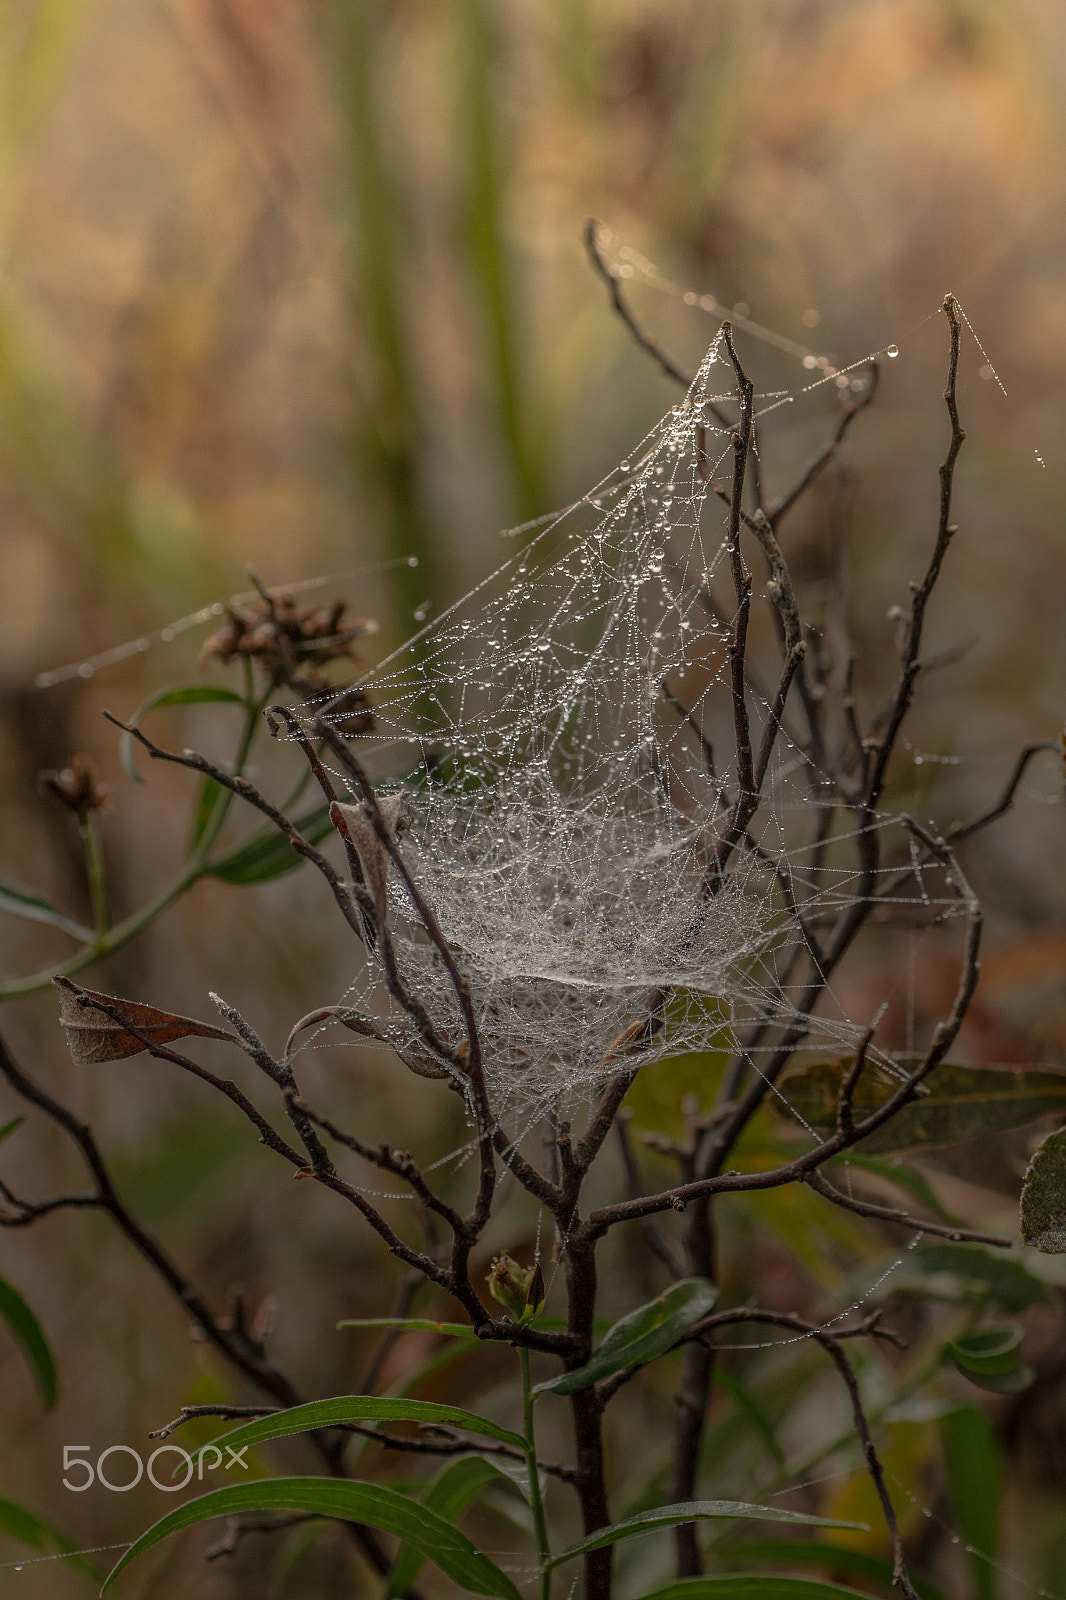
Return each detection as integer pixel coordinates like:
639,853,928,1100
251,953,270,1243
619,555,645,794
487,1253,544,1323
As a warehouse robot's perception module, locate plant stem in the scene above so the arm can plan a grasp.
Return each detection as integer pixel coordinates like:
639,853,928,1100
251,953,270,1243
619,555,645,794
78,811,109,938
0,672,273,1001
519,1343,552,1600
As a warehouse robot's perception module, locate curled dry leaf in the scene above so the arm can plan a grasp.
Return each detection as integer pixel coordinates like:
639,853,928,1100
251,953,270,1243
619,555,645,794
285,1003,450,1081
54,978,238,1064
330,795,408,922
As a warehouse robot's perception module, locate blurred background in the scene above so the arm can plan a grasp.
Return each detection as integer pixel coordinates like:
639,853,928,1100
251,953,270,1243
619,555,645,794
2,0,1066,1594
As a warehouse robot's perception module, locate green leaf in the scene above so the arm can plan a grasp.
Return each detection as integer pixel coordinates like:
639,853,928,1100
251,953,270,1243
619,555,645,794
0,879,93,944
947,1326,1032,1393
0,1275,57,1407
545,1502,867,1570
535,1278,717,1396
189,775,226,850
878,1242,1052,1315
100,1477,521,1598
0,1115,24,1145
1020,1125,1066,1252
206,803,333,885
388,1456,520,1598
639,1581,891,1600
338,1316,478,1339
779,1058,1066,1153
186,1395,525,1471
0,1496,102,1582
119,684,245,783
939,1405,1001,1600
724,1539,951,1600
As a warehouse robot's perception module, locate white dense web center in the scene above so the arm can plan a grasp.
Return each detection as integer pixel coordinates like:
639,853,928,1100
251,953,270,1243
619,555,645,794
391,777,770,1111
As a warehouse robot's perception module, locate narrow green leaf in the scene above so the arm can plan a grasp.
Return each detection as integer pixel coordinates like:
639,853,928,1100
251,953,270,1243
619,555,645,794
638,1580,886,1600
187,1395,525,1470
0,1496,102,1582
779,1058,1066,1152
338,1316,478,1339
0,1115,24,1145
119,684,245,783
535,1278,717,1396
206,803,333,886
947,1325,1030,1393
101,1477,521,1597
1020,1126,1066,1252
388,1456,518,1598
189,775,226,850
725,1538,951,1600
545,1502,867,1570
939,1405,1001,1600
0,1275,56,1407
878,1242,1051,1315
0,880,93,944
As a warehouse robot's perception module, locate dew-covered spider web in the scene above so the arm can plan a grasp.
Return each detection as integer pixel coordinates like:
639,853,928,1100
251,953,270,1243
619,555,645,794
290,333,964,1127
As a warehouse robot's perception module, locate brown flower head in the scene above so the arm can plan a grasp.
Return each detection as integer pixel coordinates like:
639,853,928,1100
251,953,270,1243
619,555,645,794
38,754,109,814
200,585,377,710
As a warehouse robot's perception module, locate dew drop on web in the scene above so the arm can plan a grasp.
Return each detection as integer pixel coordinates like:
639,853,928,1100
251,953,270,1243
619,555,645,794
886,344,899,358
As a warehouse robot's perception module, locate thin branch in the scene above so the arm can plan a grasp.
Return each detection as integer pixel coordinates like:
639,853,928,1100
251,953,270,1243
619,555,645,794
150,1404,278,1441
804,1169,1010,1247
865,295,965,810
102,711,374,945
694,1306,918,1599
767,363,880,526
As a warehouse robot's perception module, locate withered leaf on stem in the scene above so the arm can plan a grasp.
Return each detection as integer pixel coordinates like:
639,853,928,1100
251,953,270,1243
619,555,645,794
330,795,408,922
285,1003,451,1081
54,979,238,1064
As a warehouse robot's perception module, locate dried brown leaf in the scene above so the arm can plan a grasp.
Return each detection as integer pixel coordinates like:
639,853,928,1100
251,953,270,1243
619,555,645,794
284,1003,450,1080
55,979,237,1064
330,796,408,922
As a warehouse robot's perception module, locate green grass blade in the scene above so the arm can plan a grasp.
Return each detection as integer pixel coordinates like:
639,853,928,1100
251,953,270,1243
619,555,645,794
101,1477,521,1597
0,1275,57,1406
546,1502,867,1570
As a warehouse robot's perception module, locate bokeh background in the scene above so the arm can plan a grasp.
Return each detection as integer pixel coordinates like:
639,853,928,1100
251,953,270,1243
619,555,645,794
2,0,1066,1594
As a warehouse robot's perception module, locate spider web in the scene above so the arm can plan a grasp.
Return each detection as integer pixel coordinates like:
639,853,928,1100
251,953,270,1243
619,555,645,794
298,337,956,1125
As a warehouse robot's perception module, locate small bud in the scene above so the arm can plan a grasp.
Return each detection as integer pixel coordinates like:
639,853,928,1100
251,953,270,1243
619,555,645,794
487,1252,544,1323
38,754,109,814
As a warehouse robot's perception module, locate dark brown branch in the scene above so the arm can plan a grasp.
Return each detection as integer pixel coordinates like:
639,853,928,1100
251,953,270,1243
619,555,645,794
804,1169,1010,1247
102,711,375,945
150,1404,278,1440
288,1094,466,1234
693,1306,917,1598
864,296,964,810
836,1018,876,1140
767,363,880,526
310,727,496,1232
204,1513,317,1562
346,1421,577,1483
584,219,721,411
